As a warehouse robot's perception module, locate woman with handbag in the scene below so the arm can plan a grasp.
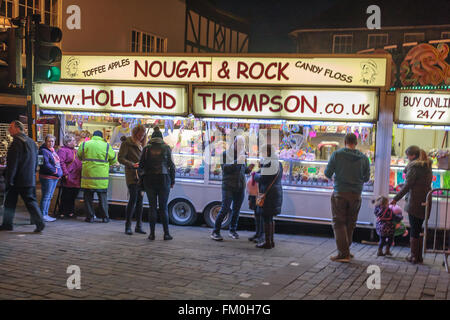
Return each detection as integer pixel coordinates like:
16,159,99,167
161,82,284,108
247,171,264,244
57,134,82,219
254,144,283,249
118,125,147,235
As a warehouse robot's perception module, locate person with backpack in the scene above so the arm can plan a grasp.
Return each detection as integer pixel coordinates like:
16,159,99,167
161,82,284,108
139,127,176,240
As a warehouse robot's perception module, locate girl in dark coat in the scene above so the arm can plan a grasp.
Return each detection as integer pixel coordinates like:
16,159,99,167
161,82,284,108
391,146,433,264
254,144,283,249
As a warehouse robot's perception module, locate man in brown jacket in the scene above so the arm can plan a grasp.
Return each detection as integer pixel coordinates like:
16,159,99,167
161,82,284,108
118,125,147,235
391,146,433,264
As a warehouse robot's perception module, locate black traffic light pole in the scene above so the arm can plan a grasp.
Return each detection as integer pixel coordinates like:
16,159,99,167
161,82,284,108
25,15,40,139
25,15,33,138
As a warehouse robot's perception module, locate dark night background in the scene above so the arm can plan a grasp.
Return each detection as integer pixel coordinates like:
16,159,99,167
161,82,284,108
212,0,450,53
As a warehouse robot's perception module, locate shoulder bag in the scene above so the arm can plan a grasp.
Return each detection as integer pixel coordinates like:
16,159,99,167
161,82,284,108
256,168,280,208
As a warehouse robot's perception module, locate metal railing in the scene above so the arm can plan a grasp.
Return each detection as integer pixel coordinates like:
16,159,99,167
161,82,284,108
423,189,450,272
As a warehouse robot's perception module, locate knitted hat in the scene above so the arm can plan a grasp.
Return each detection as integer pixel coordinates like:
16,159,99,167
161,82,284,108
151,126,163,139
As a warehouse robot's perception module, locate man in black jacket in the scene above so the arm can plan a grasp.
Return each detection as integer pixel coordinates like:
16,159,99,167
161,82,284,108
0,121,45,232
211,136,254,241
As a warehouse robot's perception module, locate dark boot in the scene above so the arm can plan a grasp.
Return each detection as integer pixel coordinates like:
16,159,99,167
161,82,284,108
148,221,155,240
34,221,45,233
417,234,424,263
256,223,272,249
135,225,146,234
377,247,385,256
406,237,419,264
125,222,132,235
384,245,392,256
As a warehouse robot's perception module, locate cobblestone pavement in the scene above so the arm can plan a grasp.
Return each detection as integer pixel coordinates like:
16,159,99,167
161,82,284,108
0,206,449,300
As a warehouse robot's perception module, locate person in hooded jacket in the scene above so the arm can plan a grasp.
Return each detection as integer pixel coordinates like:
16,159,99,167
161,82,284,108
139,127,175,241
391,146,433,264
325,133,370,262
39,134,63,222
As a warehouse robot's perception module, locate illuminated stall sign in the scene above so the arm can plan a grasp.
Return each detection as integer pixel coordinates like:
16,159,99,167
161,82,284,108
62,55,388,87
396,91,450,125
193,87,379,122
34,83,188,116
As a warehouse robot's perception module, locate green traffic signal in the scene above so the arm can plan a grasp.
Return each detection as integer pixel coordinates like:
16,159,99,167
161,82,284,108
47,66,61,81
35,65,61,81
33,20,62,82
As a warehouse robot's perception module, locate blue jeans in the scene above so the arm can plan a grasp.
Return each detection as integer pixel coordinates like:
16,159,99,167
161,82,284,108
40,178,59,216
214,188,245,233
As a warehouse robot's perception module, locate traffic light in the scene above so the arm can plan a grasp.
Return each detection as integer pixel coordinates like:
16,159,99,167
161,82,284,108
0,26,23,87
34,22,62,81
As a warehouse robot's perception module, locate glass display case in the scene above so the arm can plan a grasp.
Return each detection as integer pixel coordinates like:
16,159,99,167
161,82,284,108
390,125,450,194
204,119,376,192
43,111,205,180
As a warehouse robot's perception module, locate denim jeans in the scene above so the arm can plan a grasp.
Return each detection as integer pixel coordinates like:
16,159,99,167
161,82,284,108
214,188,245,233
40,178,59,217
126,184,144,229
2,186,44,228
144,175,171,235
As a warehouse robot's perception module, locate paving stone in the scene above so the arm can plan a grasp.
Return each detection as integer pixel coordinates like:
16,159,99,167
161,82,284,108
1,205,450,300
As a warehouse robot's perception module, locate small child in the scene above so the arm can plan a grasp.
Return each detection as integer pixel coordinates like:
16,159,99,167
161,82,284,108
372,196,395,256
391,204,408,246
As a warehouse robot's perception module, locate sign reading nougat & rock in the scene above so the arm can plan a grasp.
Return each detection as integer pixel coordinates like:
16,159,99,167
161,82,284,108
61,55,388,88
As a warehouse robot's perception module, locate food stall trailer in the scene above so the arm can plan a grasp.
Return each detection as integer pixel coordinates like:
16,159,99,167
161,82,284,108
33,53,392,229
390,89,450,228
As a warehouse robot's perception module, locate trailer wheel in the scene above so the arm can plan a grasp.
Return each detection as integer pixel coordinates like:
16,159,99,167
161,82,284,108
203,202,231,229
168,199,197,226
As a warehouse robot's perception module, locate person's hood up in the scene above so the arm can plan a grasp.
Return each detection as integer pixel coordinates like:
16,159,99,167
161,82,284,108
337,148,366,162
